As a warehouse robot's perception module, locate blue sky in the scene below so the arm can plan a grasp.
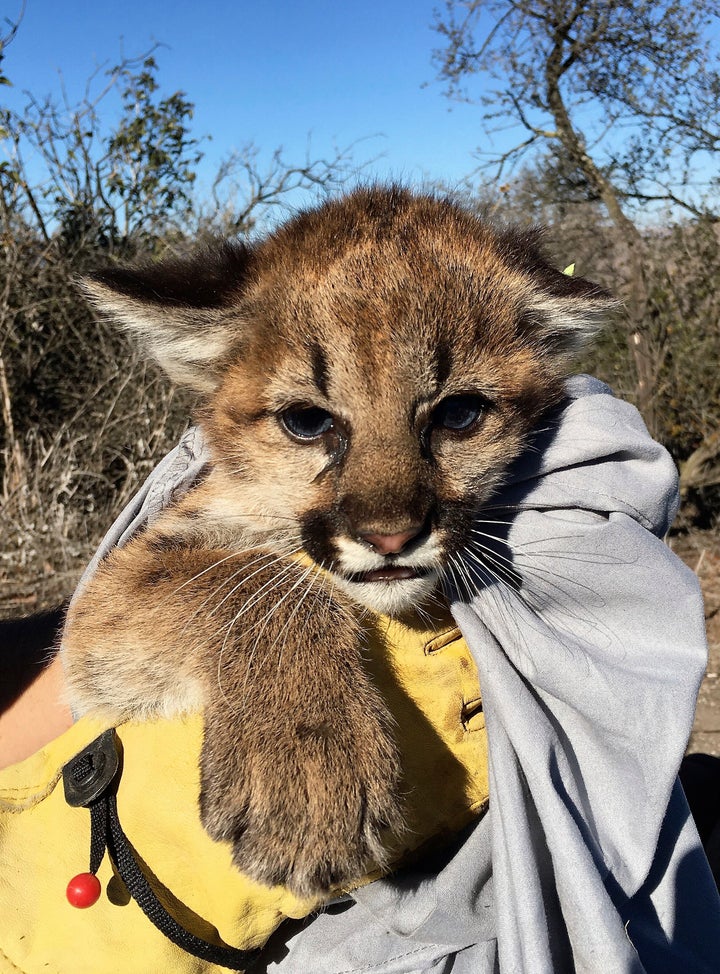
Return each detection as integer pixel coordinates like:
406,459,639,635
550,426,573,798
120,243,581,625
2,0,501,199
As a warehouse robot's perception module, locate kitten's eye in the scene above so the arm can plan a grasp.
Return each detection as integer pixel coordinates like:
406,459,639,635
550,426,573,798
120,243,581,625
432,394,486,432
280,406,334,441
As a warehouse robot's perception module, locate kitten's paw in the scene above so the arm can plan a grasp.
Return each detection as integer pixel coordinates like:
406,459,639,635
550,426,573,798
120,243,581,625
199,712,404,897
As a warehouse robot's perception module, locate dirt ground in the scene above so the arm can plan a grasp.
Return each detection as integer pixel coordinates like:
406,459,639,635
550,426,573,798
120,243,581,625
2,527,719,756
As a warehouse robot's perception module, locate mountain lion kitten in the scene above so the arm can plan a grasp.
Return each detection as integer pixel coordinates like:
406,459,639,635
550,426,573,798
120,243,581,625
63,186,615,897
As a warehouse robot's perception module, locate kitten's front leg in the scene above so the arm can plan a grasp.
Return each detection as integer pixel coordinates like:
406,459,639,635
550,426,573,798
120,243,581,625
63,528,404,896
198,591,405,897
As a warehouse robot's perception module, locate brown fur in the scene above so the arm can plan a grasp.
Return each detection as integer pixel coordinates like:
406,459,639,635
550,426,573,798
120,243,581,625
63,186,615,896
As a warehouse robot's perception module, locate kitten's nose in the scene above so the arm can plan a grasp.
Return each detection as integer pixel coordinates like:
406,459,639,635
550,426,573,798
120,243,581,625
360,528,421,555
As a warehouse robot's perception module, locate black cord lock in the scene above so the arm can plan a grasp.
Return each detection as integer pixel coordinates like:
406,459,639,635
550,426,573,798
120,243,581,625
63,729,120,807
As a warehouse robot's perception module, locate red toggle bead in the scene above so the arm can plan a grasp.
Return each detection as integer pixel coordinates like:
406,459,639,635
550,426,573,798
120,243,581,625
66,872,102,908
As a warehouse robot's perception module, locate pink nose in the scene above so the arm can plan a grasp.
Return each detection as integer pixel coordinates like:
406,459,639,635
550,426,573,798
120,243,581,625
360,528,420,555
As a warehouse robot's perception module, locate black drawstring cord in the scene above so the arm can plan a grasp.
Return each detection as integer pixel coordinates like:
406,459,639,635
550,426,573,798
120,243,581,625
89,799,109,873
63,729,262,972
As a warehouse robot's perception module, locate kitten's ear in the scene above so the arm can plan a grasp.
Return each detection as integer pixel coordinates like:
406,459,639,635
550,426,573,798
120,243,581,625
523,260,620,356
503,228,619,354
80,241,252,393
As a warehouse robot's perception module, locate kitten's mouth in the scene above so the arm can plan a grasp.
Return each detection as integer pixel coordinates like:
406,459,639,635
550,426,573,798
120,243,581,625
345,566,433,584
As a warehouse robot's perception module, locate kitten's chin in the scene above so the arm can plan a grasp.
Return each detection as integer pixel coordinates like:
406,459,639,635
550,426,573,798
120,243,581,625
334,569,441,616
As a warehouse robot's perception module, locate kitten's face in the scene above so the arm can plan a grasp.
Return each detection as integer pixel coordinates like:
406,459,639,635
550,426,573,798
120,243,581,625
83,187,614,615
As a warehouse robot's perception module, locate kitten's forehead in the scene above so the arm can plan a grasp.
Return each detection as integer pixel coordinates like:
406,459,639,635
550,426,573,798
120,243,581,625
236,238,523,422
266,326,447,410
240,220,530,396
253,210,530,324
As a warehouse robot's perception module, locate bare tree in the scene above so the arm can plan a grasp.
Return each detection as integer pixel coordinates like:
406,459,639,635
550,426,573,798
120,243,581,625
434,1,720,216
433,0,720,498
204,140,368,238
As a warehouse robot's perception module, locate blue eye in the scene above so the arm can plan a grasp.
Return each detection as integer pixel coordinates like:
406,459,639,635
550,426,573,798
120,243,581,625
280,406,334,441
432,394,486,432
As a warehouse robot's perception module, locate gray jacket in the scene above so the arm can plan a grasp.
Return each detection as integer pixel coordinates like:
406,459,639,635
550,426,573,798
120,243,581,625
66,376,720,973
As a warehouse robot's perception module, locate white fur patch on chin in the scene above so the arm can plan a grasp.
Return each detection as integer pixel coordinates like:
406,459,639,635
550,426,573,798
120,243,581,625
334,570,440,615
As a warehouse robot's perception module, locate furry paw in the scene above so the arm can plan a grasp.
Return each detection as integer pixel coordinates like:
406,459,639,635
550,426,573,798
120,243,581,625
199,702,404,897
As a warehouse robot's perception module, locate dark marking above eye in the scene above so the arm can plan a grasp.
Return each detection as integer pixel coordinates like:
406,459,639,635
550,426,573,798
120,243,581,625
310,343,330,397
434,341,453,386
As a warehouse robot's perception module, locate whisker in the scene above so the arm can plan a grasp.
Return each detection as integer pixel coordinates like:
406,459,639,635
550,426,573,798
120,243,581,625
220,564,316,706
220,558,306,632
236,566,317,676
459,537,617,651
273,568,322,674
466,530,613,616
172,548,252,595
209,546,302,617
192,547,295,607
173,545,298,635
